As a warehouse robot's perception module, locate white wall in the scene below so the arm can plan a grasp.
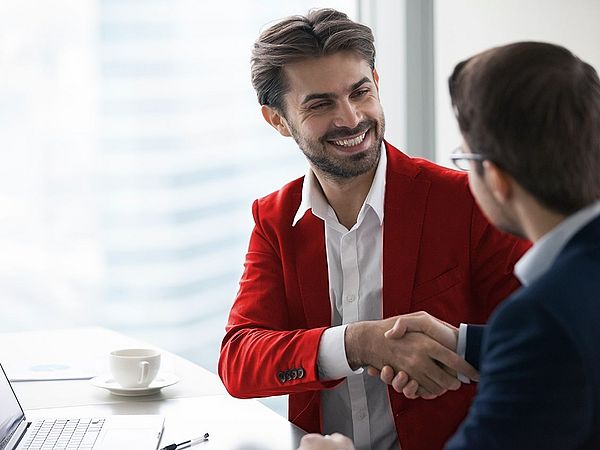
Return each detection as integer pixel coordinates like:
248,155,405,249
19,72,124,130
434,0,600,165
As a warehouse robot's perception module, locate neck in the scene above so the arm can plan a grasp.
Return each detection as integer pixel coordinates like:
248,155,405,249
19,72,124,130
313,167,377,230
513,195,566,243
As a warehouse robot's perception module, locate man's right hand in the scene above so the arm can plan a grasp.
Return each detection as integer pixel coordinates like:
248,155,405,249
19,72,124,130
345,312,478,398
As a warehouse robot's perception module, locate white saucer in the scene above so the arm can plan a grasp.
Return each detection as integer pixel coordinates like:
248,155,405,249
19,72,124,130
90,373,180,396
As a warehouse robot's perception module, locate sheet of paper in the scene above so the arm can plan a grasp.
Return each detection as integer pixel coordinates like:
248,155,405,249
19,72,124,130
5,358,105,382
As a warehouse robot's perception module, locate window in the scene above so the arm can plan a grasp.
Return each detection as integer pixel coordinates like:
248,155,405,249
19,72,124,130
0,0,356,416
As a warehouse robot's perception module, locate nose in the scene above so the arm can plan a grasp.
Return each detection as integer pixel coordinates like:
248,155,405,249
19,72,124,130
332,99,362,129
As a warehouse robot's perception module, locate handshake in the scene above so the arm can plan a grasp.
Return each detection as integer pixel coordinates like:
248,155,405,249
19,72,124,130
297,312,480,450
344,311,479,399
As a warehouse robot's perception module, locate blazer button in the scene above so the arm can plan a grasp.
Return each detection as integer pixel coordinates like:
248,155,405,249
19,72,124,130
297,368,305,379
291,369,298,380
285,370,292,381
277,371,286,383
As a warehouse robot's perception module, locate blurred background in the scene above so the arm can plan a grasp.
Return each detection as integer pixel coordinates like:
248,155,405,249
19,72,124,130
1,0,599,417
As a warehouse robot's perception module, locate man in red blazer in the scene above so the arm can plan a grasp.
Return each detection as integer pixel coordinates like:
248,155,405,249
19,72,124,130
218,8,528,450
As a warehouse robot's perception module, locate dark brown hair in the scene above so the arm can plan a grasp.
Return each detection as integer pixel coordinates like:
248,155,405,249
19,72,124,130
251,8,375,113
449,42,600,215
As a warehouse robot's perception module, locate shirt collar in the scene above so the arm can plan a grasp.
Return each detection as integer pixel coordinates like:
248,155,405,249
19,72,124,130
514,200,600,285
292,144,387,227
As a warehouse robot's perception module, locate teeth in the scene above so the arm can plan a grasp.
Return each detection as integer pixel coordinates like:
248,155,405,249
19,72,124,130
332,131,367,147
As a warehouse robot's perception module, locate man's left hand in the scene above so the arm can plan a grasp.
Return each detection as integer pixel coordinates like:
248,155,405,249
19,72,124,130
297,433,355,450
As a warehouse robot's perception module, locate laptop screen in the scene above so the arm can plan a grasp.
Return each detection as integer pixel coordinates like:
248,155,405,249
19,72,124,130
0,364,25,450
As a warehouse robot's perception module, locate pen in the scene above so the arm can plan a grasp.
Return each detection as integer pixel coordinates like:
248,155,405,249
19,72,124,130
160,433,209,450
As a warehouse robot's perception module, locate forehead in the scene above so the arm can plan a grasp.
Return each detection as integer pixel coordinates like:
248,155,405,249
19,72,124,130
283,52,374,99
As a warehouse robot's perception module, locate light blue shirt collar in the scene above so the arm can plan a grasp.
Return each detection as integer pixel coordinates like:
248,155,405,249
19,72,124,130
292,145,386,227
514,200,600,286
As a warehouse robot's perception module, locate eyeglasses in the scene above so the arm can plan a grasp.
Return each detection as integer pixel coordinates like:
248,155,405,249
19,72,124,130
450,146,487,171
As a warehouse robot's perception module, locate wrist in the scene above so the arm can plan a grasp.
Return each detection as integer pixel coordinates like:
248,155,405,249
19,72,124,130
345,322,367,370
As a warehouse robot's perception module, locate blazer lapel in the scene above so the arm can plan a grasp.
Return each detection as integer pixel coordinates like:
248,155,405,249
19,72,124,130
294,212,332,328
383,145,431,318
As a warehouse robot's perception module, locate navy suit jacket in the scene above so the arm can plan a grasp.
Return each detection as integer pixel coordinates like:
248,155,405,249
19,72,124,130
465,325,485,370
447,215,600,449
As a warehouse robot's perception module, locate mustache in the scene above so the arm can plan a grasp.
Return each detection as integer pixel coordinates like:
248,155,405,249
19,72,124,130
321,120,375,142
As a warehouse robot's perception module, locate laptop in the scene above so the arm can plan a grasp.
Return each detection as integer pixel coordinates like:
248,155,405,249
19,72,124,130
0,363,164,450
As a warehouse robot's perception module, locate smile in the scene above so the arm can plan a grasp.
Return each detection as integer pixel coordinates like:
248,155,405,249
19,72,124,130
330,130,368,148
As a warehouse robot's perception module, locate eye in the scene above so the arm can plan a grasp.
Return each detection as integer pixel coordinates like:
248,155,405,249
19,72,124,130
309,101,332,111
352,88,370,98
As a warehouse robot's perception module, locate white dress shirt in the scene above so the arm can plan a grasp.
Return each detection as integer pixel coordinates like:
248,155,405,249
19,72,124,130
292,149,399,450
514,200,600,286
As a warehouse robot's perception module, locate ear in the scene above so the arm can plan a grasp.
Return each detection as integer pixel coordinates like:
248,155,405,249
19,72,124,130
483,161,513,204
261,105,292,137
372,68,380,91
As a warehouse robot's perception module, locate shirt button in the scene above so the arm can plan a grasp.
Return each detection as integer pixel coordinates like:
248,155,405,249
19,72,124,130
357,409,367,421
345,294,356,303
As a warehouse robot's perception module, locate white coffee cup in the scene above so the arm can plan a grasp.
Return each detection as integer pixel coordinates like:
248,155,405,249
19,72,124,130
109,348,161,388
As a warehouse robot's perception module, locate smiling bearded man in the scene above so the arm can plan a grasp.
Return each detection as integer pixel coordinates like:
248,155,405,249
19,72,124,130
218,8,529,450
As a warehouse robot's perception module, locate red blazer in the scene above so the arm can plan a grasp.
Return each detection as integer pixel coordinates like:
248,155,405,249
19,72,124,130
219,142,528,450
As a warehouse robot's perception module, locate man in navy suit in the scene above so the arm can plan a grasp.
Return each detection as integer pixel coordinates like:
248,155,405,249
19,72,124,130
443,41,600,449
298,42,600,449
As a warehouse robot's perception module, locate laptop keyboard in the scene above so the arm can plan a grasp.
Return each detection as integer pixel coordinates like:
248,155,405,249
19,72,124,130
19,418,105,450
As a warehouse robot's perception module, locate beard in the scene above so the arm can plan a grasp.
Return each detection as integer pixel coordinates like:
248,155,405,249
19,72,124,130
288,116,385,180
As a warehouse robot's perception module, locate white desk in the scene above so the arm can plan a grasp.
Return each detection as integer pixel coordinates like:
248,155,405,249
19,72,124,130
0,327,305,449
